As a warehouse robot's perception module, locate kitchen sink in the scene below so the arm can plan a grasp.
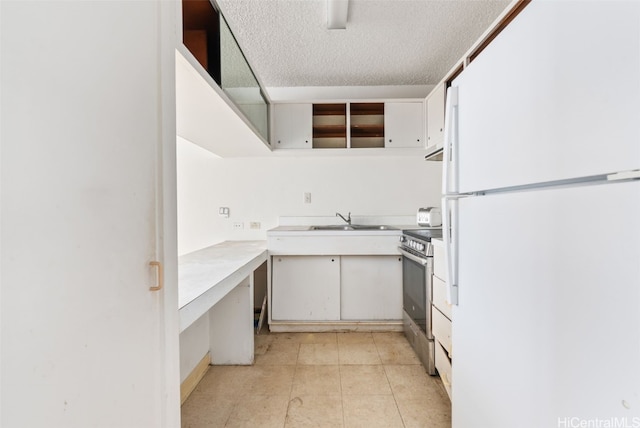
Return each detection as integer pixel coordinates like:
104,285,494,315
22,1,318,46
353,225,397,230
309,225,355,231
309,225,397,231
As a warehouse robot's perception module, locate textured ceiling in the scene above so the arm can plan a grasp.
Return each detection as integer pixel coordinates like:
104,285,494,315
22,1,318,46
216,0,511,88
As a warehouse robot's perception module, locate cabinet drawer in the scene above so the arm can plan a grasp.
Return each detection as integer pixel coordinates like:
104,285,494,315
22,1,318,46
435,340,452,400
433,243,446,280
432,275,452,320
432,306,452,356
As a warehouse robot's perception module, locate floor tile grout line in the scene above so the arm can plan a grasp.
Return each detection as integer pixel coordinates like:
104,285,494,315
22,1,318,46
339,359,346,428
384,363,409,428
284,345,301,428
377,333,410,428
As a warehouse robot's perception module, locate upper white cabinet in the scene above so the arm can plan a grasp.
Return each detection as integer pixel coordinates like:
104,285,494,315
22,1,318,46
271,100,425,151
426,84,446,150
384,102,425,148
272,103,313,149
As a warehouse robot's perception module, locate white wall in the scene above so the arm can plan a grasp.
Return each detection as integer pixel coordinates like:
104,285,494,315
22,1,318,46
177,138,442,255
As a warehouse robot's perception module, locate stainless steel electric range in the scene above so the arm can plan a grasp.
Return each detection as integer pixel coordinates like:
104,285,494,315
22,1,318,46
398,228,443,375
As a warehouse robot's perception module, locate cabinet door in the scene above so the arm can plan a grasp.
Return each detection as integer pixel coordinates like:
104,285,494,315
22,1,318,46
340,255,403,320
435,340,452,399
272,103,312,149
432,306,452,355
432,241,446,281
426,83,445,150
2,1,179,426
272,256,340,320
384,102,424,148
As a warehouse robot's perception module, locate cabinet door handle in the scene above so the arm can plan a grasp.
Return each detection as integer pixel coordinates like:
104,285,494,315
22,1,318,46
149,261,163,291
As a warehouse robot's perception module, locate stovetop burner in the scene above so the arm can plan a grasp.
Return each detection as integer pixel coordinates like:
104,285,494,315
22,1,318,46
402,228,443,241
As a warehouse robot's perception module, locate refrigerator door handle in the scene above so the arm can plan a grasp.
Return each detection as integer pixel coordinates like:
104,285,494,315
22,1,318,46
442,86,459,196
442,195,460,306
442,85,460,306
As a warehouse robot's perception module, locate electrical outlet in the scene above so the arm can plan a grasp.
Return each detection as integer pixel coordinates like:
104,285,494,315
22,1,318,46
304,192,312,204
219,207,230,218
233,222,243,230
249,222,261,230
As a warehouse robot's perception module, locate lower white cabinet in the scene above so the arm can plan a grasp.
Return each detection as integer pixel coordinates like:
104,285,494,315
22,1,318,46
271,254,402,323
271,256,340,320
432,275,452,320
431,238,452,400
340,255,402,320
432,306,452,356
435,340,452,399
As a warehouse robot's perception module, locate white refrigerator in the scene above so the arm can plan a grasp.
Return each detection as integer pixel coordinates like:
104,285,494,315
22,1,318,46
441,2,640,427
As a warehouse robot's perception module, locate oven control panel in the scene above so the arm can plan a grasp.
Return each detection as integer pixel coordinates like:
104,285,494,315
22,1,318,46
399,236,428,256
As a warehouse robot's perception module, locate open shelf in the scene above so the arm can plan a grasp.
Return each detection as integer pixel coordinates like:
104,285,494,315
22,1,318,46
350,103,384,148
313,104,347,149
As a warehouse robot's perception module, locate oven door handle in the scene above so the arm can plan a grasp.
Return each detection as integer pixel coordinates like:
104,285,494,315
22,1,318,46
398,248,428,266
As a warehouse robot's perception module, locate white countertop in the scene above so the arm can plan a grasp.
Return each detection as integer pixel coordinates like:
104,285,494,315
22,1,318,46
178,240,267,332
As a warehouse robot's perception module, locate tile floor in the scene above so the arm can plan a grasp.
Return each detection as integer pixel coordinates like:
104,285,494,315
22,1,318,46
181,331,451,428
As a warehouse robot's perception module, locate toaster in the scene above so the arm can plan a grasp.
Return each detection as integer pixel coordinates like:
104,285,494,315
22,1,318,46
417,207,442,227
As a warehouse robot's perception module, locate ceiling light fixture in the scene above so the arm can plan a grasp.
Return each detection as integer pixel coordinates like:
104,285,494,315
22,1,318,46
327,0,348,30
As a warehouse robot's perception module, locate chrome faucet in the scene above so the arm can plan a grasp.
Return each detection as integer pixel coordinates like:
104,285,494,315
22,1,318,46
336,212,351,225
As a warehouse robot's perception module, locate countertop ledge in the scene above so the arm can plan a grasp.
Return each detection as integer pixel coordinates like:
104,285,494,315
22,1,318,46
268,225,414,236
178,240,267,332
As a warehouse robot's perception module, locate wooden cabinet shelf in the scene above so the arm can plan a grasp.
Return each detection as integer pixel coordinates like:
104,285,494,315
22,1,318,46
350,124,384,138
313,104,347,116
350,103,385,115
313,125,347,138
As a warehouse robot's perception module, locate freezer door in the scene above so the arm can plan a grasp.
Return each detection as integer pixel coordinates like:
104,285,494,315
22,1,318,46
452,181,640,428
453,1,640,193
